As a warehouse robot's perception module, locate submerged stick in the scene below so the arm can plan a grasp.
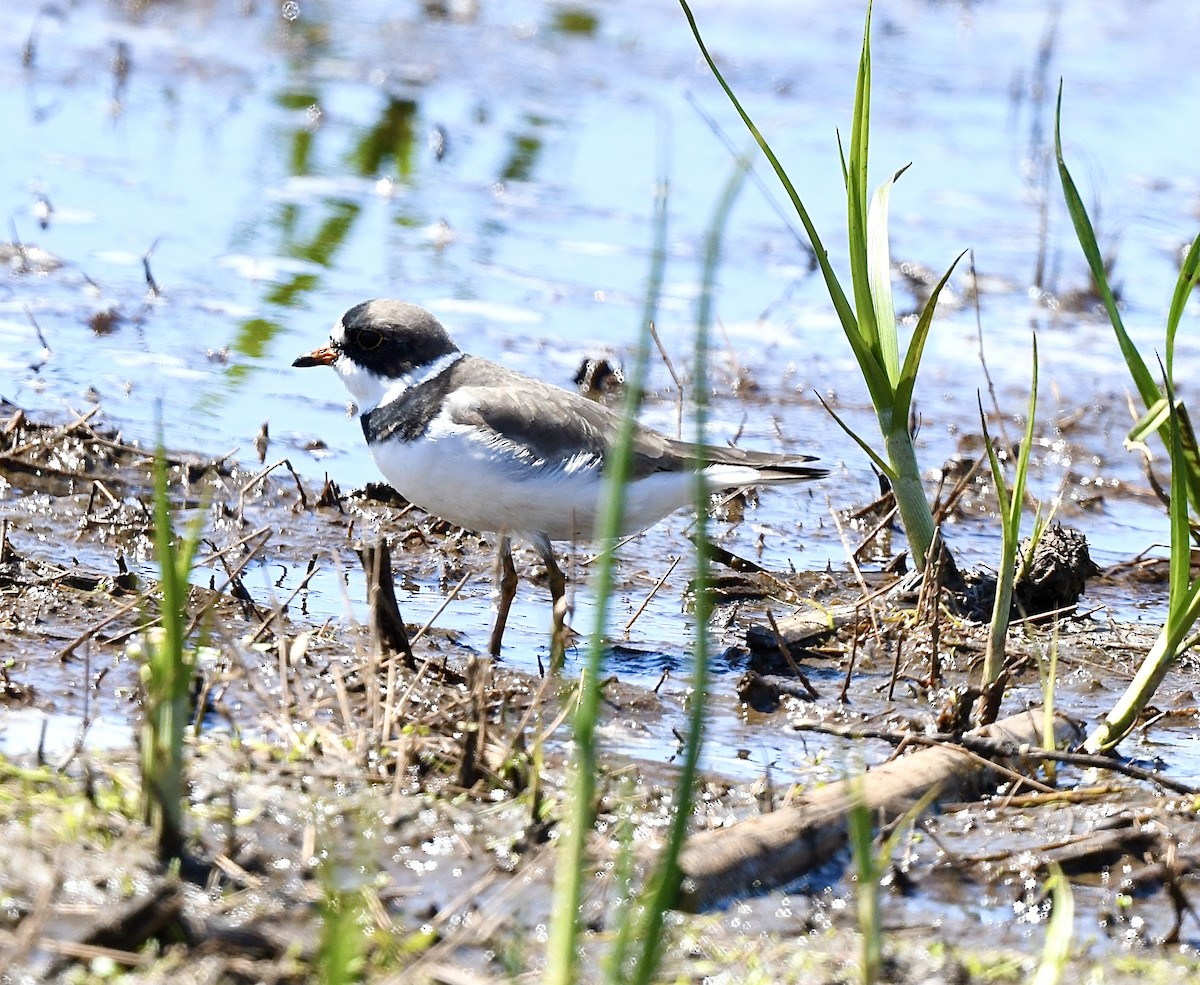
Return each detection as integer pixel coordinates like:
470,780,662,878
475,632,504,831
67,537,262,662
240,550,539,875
674,708,1081,911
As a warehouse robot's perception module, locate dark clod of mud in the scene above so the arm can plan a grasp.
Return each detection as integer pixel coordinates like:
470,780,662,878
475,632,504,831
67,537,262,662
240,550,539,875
1015,521,1102,616
958,521,1099,621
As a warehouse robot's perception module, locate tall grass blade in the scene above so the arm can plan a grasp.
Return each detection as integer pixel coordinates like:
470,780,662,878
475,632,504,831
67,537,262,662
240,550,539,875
682,0,958,571
847,0,878,354
677,0,860,351
1032,864,1074,985
1086,369,1200,750
1055,85,1200,517
1053,84,1156,407
626,153,747,985
849,774,940,985
867,165,909,386
543,168,670,985
140,441,207,861
980,337,1039,694
1165,230,1200,374
317,880,367,985
1040,622,1060,782
847,776,881,985
1058,84,1200,748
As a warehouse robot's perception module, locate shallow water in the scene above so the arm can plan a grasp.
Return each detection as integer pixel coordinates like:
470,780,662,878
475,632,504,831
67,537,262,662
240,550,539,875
3,2,1200,772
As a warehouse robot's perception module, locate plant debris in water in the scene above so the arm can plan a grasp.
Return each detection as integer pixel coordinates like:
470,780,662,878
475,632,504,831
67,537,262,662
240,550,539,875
2,404,1200,981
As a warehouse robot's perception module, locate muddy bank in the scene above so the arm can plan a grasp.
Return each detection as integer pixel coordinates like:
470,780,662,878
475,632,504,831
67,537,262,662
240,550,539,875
2,405,1200,981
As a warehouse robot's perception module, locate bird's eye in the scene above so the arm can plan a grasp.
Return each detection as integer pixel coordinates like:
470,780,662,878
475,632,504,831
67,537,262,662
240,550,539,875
352,328,384,350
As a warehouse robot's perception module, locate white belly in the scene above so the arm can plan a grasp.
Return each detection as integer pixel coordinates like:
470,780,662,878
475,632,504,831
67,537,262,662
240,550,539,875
368,423,698,542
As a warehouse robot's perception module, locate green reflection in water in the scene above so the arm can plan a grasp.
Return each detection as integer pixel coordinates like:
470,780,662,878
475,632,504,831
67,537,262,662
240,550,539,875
551,7,600,37
221,93,420,390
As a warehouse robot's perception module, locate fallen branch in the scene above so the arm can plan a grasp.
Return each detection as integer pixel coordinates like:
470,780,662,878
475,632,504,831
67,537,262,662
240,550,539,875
674,708,1082,911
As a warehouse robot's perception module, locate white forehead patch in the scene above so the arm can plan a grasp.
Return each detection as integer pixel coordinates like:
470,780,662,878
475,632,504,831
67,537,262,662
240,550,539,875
330,315,346,346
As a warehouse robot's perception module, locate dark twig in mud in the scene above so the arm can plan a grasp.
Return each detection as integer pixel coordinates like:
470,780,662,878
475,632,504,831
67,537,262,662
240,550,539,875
58,591,148,662
917,531,951,685
211,549,260,619
647,320,684,439
839,603,861,703
887,628,904,701
624,555,680,635
83,479,120,519
850,498,898,564
246,554,323,645
390,576,474,723
23,306,52,371
931,448,988,528
183,529,272,634
236,457,308,518
2,408,25,439
197,525,273,570
98,528,274,650
764,609,818,698
6,405,101,458
253,421,269,464
458,656,489,790
409,572,471,647
1038,750,1200,796
1010,600,1103,627
831,503,885,643
357,540,412,663
142,239,161,297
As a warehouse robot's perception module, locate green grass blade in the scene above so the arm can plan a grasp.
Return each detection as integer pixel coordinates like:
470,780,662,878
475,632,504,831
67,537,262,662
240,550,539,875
1166,371,1190,616
1011,335,1040,520
867,164,909,386
817,393,896,480
893,251,967,416
979,337,1038,693
1059,90,1200,518
847,774,880,985
152,446,184,684
678,1,859,344
979,397,1012,524
142,440,208,860
1165,229,1200,374
1054,84,1158,408
1032,864,1074,985
627,155,745,985
847,1,878,354
1125,398,1172,453
544,168,670,985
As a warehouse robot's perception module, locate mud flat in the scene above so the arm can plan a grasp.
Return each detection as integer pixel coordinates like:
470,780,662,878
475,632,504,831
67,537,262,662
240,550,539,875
1,405,1198,983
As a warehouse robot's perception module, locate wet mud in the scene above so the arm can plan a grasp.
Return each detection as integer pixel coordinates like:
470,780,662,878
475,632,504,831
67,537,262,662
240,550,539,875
2,405,1199,982
4,0,1200,979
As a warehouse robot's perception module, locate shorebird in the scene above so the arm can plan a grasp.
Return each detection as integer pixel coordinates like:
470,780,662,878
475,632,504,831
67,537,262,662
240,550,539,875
294,299,825,655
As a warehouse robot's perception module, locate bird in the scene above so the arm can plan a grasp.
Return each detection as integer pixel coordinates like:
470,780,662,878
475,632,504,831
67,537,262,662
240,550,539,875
293,299,826,656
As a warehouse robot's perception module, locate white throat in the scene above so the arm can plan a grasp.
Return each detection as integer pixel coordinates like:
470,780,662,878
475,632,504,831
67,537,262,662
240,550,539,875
336,350,464,415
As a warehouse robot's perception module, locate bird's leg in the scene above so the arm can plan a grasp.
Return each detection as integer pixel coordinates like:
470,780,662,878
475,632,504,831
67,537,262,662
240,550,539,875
531,535,570,672
488,535,518,657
